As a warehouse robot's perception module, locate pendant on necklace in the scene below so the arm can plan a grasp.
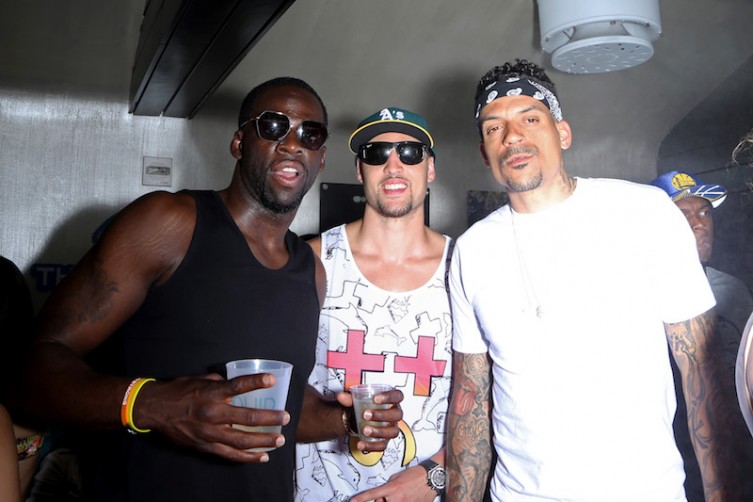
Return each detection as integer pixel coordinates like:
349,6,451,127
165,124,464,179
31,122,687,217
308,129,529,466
536,305,544,318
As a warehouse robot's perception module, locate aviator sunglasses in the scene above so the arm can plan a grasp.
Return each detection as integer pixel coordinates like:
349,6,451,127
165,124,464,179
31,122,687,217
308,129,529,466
358,141,432,166
239,110,328,151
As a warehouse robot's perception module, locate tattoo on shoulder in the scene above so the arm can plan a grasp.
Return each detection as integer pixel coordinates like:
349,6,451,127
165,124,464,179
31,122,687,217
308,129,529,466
63,259,120,326
666,309,715,358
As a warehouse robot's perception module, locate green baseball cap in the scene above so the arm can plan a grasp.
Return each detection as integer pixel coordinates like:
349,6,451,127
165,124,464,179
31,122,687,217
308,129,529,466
348,107,434,154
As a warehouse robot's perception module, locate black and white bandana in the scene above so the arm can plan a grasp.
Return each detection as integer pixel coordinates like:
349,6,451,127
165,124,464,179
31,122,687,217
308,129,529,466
474,76,563,122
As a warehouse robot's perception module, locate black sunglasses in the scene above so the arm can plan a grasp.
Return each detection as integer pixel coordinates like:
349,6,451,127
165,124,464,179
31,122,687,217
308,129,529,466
358,141,432,166
239,110,328,151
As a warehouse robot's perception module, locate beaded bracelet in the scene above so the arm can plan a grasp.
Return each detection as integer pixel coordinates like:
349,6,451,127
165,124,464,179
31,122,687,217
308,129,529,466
121,377,155,434
16,433,44,461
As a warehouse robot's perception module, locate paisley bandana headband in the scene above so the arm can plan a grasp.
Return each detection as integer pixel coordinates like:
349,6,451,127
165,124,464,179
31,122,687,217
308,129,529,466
474,77,563,122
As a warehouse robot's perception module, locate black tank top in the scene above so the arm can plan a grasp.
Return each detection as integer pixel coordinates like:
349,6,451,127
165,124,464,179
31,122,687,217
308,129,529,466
110,190,319,501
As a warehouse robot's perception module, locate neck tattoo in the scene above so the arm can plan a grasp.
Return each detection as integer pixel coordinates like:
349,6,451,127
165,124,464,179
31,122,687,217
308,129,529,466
568,176,576,194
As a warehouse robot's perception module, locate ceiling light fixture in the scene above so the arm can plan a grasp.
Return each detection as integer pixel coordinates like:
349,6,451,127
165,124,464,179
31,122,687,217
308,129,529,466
538,0,662,74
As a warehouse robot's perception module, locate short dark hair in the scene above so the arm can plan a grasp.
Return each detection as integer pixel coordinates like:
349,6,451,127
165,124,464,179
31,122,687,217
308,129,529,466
474,59,559,113
237,77,328,129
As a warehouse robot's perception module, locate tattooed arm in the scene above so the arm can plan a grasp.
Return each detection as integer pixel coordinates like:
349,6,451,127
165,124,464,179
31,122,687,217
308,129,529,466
666,306,741,502
446,351,493,502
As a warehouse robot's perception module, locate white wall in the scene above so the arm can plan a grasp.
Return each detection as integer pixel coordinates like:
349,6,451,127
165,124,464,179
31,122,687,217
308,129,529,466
2,0,753,309
0,88,241,308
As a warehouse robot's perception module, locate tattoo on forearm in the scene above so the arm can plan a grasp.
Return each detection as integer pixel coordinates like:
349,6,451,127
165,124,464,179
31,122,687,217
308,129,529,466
447,352,492,501
667,308,742,501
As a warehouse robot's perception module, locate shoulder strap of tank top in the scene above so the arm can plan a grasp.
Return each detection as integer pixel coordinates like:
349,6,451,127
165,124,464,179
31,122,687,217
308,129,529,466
444,238,455,295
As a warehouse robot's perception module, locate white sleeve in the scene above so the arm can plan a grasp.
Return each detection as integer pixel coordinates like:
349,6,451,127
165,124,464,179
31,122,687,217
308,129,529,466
449,239,489,354
648,193,716,323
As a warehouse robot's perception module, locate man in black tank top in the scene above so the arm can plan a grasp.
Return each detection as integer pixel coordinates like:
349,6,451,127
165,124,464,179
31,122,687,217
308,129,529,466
17,77,337,501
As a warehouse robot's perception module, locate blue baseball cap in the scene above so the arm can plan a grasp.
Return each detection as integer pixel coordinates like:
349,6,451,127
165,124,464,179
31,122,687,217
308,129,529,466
650,170,727,208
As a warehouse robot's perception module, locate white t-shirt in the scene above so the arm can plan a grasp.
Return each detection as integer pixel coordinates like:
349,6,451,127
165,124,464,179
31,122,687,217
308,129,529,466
295,225,452,501
450,177,715,502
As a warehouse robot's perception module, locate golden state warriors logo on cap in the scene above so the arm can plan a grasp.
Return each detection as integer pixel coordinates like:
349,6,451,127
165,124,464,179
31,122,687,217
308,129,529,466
650,170,728,208
671,172,698,191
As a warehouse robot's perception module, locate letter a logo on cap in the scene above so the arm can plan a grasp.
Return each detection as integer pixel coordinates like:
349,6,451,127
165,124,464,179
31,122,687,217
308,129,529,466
379,108,394,121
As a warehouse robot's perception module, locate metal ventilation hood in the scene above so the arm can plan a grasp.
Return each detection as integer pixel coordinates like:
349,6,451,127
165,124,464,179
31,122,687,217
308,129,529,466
538,0,662,74
129,0,295,118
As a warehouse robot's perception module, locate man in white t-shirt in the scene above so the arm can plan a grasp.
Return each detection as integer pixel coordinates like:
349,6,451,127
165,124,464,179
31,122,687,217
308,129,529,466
296,108,451,502
446,59,738,502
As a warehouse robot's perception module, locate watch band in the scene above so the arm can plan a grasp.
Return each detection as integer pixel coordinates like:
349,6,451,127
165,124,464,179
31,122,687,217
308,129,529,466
418,458,446,495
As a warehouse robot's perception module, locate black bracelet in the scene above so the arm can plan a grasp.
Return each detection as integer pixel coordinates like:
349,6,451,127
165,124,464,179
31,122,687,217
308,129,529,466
341,407,359,437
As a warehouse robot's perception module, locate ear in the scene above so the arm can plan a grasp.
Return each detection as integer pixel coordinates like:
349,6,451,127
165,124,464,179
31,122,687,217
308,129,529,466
230,130,243,159
557,120,572,150
479,141,491,167
318,146,326,173
356,159,364,183
426,155,436,183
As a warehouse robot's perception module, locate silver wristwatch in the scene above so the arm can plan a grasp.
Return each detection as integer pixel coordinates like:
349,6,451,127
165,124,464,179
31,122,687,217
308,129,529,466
419,458,446,495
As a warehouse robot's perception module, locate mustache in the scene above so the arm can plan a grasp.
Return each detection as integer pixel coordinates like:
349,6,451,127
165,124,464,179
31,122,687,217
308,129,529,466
502,146,538,163
380,175,409,184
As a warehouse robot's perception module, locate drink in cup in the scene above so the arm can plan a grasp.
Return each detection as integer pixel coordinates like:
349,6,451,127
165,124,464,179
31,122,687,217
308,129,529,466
225,359,292,451
349,383,393,443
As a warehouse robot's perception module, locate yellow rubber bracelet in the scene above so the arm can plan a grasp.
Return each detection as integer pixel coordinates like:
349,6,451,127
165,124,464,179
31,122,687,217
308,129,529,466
125,378,155,434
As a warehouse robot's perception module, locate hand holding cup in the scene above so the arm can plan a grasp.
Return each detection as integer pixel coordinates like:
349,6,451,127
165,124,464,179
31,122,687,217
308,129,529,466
345,384,404,449
226,359,292,452
130,372,289,462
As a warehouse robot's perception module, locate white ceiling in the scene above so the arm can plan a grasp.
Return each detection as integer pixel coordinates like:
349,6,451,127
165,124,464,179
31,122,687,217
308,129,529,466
212,0,753,172
2,0,753,186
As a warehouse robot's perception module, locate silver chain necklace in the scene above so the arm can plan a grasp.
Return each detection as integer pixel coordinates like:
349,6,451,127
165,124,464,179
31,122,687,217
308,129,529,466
510,177,576,319
510,212,546,318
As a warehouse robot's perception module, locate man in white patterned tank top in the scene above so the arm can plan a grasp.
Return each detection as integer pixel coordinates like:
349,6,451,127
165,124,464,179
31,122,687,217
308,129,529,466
296,107,452,502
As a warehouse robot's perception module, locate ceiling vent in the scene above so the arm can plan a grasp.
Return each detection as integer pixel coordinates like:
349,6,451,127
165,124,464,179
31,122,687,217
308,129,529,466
538,0,662,74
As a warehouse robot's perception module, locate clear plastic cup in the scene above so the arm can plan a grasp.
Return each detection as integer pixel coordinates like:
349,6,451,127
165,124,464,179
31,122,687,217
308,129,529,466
349,383,393,442
225,359,292,451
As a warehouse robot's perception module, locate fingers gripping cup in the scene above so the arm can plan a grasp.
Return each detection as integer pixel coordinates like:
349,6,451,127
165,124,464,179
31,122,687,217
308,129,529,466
349,383,393,443
225,359,292,452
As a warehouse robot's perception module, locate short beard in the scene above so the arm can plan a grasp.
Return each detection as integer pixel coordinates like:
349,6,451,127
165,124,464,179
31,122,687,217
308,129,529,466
505,171,542,193
260,187,304,214
499,146,542,193
376,199,413,218
250,172,306,214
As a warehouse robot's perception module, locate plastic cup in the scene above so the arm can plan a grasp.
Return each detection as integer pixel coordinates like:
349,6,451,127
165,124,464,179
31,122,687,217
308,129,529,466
225,359,293,451
349,383,393,443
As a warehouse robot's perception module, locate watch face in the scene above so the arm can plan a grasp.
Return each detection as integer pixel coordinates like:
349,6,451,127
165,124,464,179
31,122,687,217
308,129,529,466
428,465,446,491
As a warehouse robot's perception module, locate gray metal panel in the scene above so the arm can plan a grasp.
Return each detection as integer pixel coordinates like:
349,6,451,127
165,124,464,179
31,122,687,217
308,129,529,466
129,0,296,118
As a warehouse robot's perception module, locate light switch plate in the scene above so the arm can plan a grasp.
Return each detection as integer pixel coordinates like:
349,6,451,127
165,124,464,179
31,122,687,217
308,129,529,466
142,156,172,187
